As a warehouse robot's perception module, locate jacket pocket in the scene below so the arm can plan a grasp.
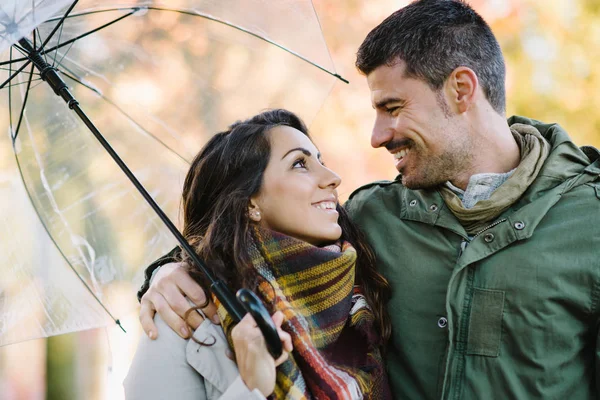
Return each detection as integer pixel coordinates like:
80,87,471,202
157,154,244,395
466,288,505,357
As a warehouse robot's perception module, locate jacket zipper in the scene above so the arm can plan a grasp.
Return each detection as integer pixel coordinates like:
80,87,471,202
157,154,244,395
472,218,507,239
449,218,508,399
458,218,507,257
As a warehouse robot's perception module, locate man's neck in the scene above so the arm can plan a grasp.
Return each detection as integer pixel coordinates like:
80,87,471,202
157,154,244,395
449,112,520,190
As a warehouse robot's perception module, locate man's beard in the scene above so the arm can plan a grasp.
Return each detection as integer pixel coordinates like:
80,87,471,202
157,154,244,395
401,145,473,190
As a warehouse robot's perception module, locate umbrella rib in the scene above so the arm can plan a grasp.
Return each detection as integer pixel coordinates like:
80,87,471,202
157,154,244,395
14,0,51,27
39,9,137,57
5,51,126,332
0,6,133,67
147,7,351,83
11,62,35,143
11,43,27,54
35,28,49,64
11,150,127,334
54,41,75,69
32,25,48,65
51,22,66,67
41,6,350,83
5,77,43,88
0,7,10,28
0,66,39,74
12,1,17,22
0,60,32,90
0,55,27,67
40,0,79,49
59,67,189,165
9,55,127,330
8,47,14,139
25,78,46,92
309,1,340,80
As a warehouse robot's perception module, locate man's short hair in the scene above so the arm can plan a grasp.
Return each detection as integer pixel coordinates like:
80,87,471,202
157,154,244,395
356,0,506,114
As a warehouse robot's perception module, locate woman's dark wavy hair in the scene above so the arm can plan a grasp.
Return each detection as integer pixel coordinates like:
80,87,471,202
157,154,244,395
180,109,391,345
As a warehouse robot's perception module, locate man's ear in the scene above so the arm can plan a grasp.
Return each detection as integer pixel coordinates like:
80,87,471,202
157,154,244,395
248,199,262,222
444,66,479,114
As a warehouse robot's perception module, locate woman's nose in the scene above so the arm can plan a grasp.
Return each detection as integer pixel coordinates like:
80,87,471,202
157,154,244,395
320,166,341,189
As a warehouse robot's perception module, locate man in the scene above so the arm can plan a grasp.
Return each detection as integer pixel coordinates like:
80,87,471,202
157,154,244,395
138,0,600,398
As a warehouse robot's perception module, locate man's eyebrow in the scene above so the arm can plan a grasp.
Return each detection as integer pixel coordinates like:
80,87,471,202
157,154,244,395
281,147,319,160
373,97,405,110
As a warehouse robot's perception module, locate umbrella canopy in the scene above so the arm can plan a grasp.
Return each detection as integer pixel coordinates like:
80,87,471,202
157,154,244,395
0,0,344,346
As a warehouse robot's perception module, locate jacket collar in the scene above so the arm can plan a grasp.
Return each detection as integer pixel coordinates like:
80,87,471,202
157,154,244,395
507,115,599,183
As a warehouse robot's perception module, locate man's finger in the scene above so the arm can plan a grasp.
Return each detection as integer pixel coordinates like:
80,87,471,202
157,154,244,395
201,300,220,324
139,297,158,339
150,291,191,338
162,264,218,325
171,266,208,306
157,277,198,319
185,308,205,330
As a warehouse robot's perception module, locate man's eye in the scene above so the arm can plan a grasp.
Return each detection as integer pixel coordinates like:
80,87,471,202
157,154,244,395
386,107,399,115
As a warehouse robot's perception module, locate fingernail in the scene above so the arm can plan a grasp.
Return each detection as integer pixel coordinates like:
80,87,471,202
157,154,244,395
180,327,189,337
212,315,220,324
148,331,155,340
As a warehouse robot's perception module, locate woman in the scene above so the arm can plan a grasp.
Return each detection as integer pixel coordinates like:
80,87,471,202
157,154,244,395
125,109,392,399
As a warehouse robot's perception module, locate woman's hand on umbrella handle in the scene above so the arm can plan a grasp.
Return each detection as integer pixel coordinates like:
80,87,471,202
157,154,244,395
231,311,293,397
139,262,220,339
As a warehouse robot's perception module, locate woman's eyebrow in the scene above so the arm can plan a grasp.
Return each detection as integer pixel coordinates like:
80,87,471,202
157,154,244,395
281,147,312,160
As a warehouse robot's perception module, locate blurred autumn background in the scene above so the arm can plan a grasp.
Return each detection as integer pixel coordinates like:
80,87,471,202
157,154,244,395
1,0,600,399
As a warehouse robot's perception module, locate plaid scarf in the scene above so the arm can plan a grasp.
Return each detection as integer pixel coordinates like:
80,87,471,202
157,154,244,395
213,227,390,400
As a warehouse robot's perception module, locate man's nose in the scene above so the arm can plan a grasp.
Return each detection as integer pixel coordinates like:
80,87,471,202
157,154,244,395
370,116,394,148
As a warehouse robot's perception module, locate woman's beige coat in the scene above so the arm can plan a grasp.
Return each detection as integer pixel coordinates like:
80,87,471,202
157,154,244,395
124,315,265,400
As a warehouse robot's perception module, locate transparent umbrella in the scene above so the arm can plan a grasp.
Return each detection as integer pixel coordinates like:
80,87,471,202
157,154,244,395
0,0,346,349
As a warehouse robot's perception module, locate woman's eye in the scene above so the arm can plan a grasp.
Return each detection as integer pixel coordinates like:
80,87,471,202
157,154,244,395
292,158,307,169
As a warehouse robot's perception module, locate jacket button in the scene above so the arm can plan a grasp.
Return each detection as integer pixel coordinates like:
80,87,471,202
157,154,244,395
437,317,448,328
429,204,438,212
483,233,495,243
409,200,417,207
514,221,525,230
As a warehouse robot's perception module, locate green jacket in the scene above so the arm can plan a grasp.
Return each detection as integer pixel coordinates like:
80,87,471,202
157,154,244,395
345,116,600,399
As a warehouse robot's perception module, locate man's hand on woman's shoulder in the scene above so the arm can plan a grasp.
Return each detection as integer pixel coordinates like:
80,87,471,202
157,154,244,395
139,262,219,339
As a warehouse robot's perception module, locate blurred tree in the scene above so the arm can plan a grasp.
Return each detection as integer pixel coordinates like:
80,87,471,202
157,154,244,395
46,336,75,400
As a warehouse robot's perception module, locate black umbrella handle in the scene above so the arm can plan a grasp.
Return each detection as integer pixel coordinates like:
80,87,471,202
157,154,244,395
236,288,284,359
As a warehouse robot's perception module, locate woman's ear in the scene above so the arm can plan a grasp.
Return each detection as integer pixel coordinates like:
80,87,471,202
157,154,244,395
248,199,262,222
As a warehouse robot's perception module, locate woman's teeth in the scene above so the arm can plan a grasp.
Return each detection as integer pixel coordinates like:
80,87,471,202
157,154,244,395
314,201,336,210
394,148,410,160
